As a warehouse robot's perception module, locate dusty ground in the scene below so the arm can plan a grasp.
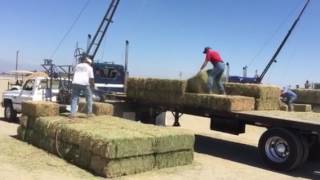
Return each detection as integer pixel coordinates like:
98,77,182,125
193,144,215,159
0,107,319,180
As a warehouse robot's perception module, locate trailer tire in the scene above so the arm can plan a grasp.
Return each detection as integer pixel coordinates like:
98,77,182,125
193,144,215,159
4,102,17,122
258,128,303,171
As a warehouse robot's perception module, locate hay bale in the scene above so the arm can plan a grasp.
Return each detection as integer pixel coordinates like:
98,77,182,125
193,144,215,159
279,103,288,111
78,102,114,115
185,70,227,94
127,78,186,105
155,150,193,169
224,83,281,99
224,83,281,110
22,101,59,117
293,89,320,105
90,155,155,178
312,105,320,113
182,93,255,111
293,104,312,112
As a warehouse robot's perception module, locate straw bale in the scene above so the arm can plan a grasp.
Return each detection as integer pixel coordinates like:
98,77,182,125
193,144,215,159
155,150,193,169
293,104,312,112
22,101,59,117
17,126,26,141
224,83,281,99
186,70,227,94
78,102,114,115
255,98,280,110
83,117,195,153
182,93,255,111
32,116,194,158
185,70,211,93
127,78,186,105
293,89,320,105
279,103,288,111
19,115,40,129
313,105,320,113
90,155,155,178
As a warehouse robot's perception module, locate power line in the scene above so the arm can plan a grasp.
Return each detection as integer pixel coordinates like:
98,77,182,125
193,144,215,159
50,0,92,59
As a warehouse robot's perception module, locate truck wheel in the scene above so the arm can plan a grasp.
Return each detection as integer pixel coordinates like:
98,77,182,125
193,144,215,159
258,128,303,171
4,103,17,122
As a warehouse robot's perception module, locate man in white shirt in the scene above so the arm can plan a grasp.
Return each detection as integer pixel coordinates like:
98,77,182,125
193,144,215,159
69,56,95,118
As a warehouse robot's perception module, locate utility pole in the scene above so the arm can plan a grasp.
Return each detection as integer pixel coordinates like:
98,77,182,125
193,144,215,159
15,50,19,81
124,40,129,93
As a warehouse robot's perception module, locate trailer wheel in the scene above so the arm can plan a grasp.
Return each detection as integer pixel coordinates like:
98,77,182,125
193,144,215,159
258,128,303,171
4,103,17,122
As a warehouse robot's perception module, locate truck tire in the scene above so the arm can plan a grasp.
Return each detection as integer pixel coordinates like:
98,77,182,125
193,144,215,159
258,128,304,171
4,103,17,122
309,142,320,161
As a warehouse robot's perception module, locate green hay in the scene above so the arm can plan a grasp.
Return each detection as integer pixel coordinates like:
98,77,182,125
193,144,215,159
155,150,193,169
90,155,155,178
293,89,320,105
182,93,255,112
78,102,114,115
312,105,320,113
186,70,226,94
293,104,312,112
224,83,281,110
279,103,288,111
22,101,59,117
127,78,186,105
224,83,281,99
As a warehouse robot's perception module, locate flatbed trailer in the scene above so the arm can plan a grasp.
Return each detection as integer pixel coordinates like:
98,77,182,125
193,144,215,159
127,101,320,171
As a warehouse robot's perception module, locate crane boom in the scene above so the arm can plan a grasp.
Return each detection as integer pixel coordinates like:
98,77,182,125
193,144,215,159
256,0,310,83
86,0,120,60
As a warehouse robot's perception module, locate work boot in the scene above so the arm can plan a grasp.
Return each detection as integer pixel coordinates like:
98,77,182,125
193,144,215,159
87,113,95,118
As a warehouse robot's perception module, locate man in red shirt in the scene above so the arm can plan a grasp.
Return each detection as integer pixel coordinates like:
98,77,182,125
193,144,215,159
199,47,226,94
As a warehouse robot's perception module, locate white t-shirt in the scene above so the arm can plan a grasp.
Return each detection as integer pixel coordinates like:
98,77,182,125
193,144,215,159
72,63,94,86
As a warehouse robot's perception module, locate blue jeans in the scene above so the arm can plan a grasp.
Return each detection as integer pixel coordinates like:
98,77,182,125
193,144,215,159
208,62,225,94
285,95,297,112
70,84,93,115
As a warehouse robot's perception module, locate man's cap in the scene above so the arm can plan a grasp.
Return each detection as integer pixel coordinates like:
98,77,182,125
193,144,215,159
203,46,211,54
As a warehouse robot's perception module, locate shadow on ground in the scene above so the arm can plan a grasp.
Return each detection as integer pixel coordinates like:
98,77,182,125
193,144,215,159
195,134,320,180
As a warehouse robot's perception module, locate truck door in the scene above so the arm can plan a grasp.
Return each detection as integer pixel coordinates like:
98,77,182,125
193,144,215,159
15,79,36,111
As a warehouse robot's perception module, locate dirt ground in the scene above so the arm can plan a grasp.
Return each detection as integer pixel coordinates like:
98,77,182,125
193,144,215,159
0,107,319,180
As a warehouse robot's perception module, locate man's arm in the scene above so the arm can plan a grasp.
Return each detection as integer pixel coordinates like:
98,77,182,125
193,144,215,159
199,60,208,73
89,78,95,89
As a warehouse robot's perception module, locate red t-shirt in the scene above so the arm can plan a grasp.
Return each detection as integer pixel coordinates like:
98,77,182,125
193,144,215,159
205,50,223,64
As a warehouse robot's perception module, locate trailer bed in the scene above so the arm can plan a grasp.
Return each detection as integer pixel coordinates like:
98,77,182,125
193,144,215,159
225,110,320,132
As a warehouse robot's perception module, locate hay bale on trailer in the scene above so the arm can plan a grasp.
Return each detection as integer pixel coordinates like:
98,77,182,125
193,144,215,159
293,104,312,112
182,93,255,112
127,78,186,105
185,70,226,94
293,89,320,105
224,83,281,110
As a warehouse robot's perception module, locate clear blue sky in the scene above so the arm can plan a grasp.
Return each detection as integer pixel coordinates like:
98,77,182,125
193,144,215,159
0,0,319,86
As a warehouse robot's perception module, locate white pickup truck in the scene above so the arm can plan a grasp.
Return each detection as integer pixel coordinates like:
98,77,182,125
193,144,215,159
1,77,61,121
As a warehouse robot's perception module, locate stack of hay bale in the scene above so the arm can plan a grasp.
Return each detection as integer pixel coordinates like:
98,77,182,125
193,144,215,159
224,83,281,110
293,89,320,112
184,72,281,110
128,78,255,112
18,101,194,178
127,78,186,106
